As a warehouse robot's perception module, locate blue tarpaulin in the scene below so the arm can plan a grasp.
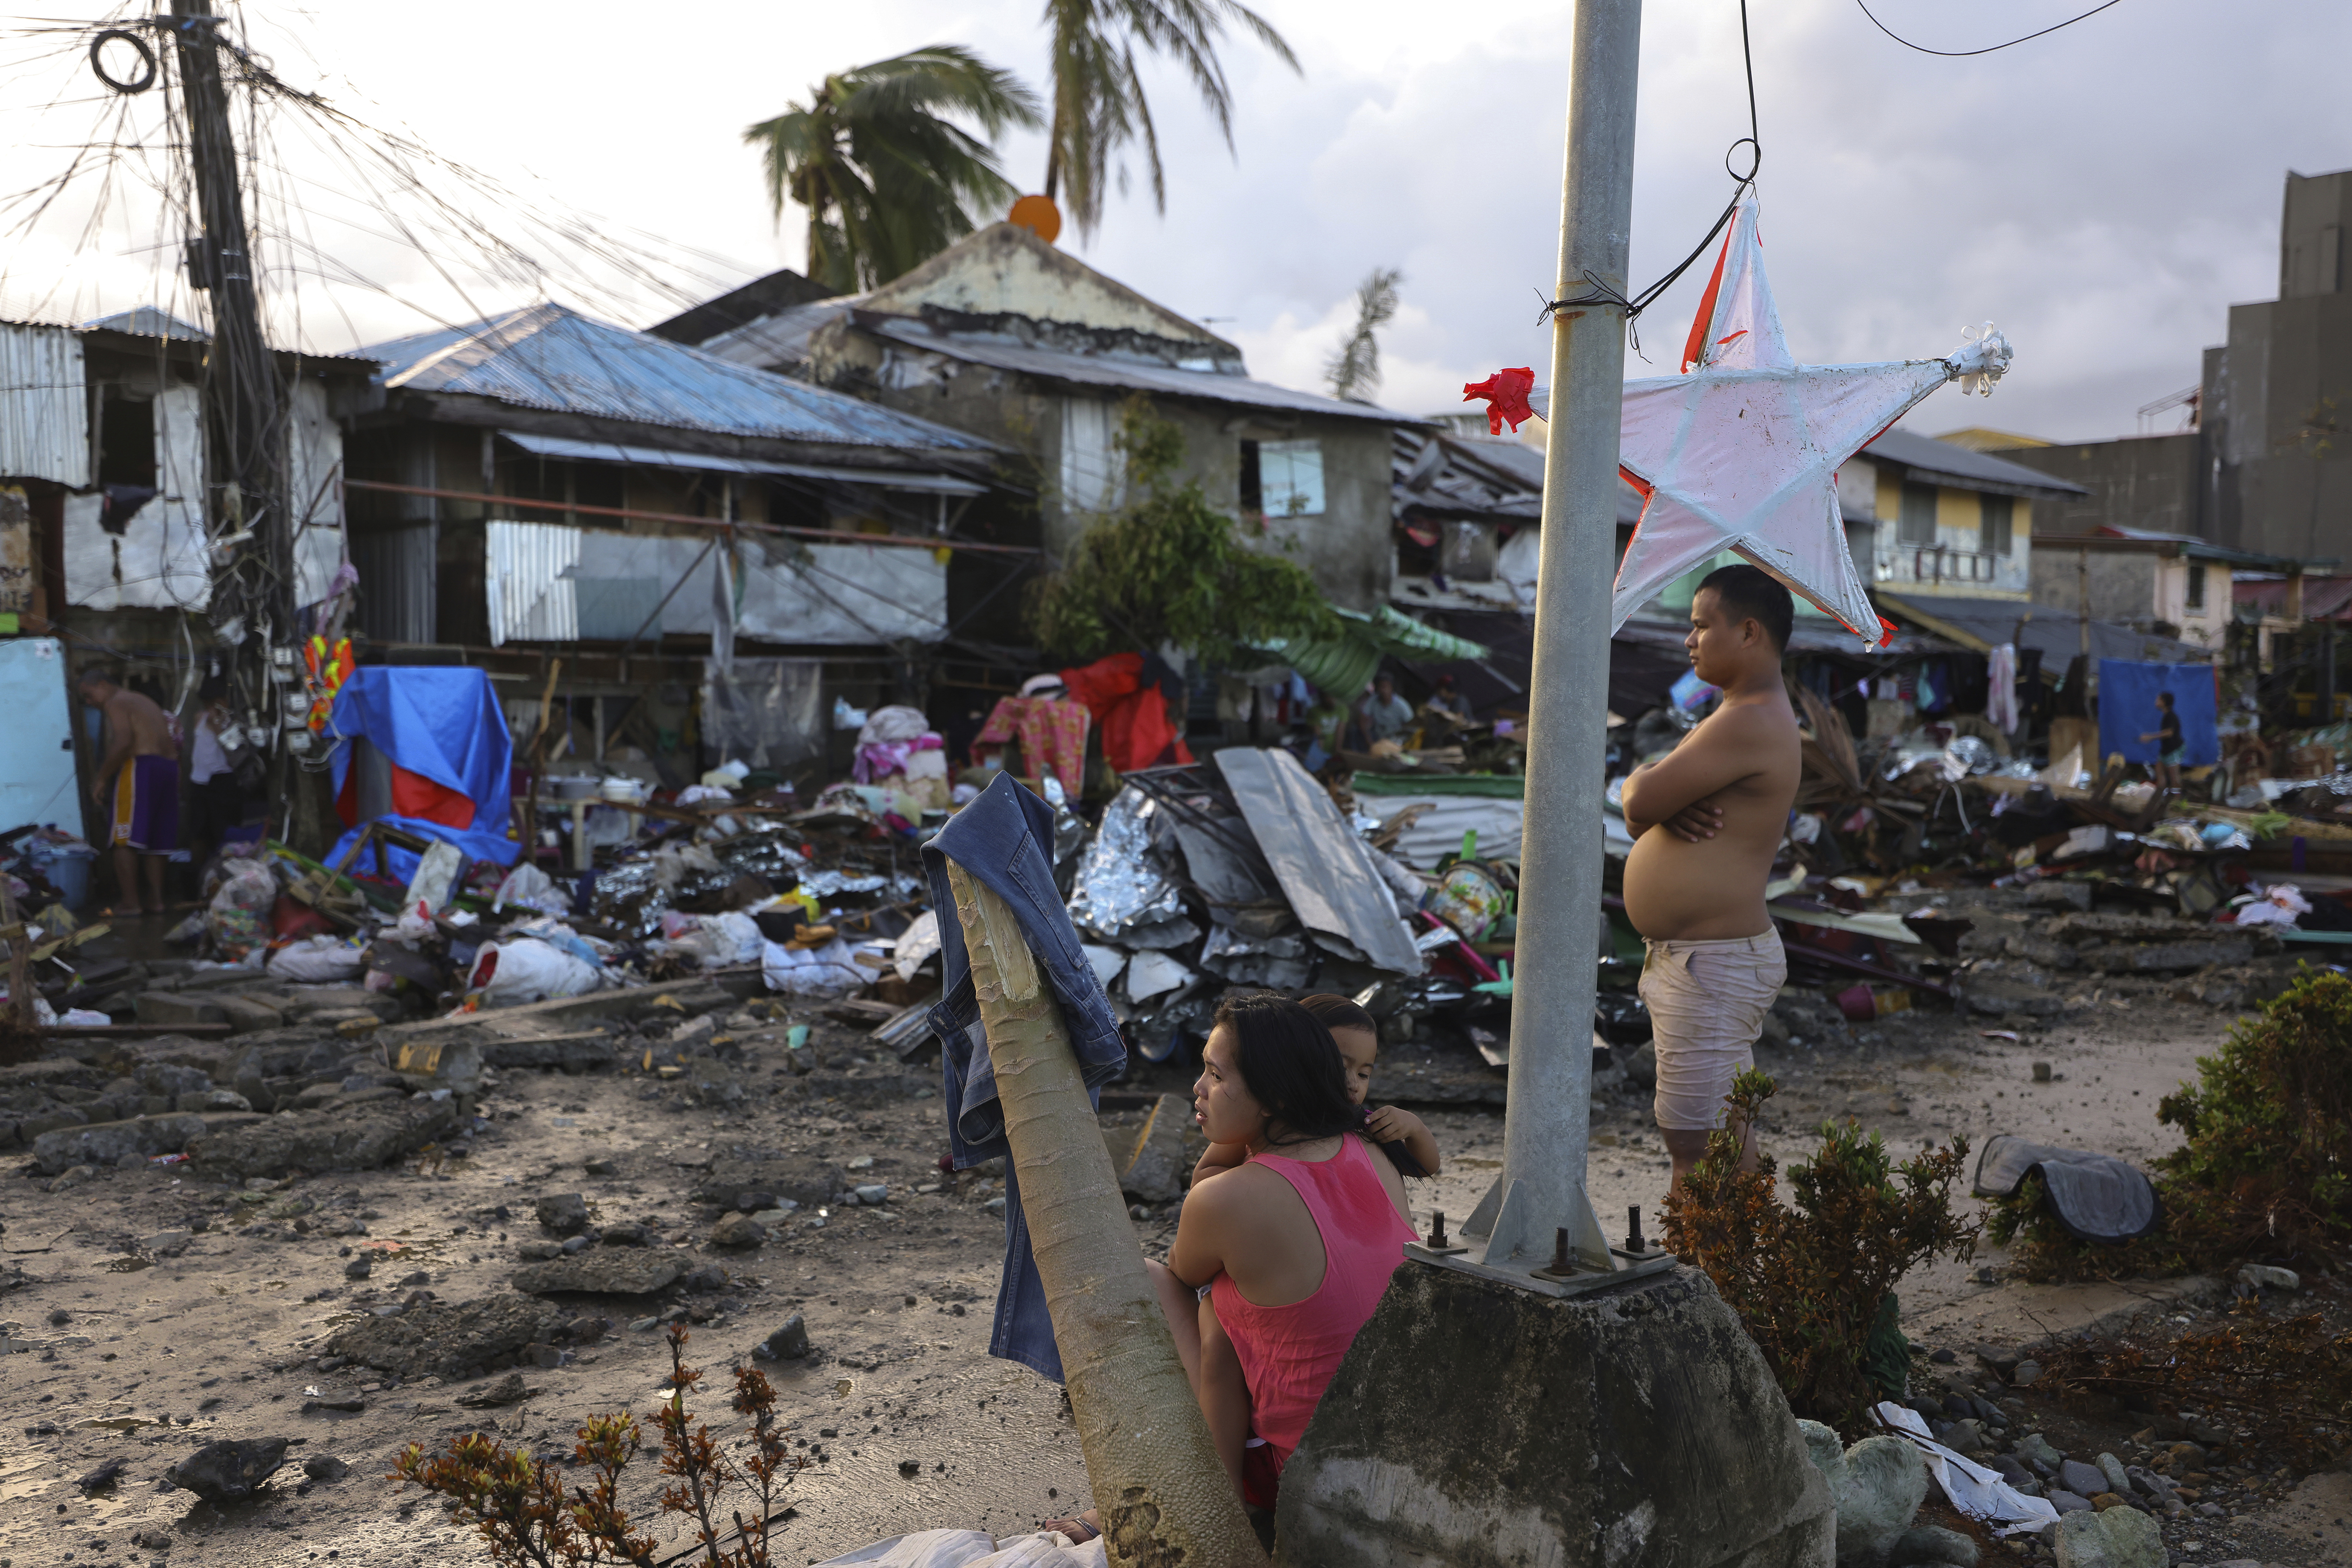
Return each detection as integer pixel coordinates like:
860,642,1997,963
325,668,519,884
2097,659,2218,767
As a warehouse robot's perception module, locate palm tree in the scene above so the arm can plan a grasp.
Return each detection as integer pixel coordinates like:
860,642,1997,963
1041,0,1301,240
747,47,1042,293
1325,266,1402,402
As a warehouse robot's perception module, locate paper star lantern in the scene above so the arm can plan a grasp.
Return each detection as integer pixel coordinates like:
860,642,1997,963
1463,367,1536,434
1609,194,2012,650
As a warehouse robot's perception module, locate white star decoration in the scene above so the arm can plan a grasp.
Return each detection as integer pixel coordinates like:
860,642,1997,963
1609,194,2013,650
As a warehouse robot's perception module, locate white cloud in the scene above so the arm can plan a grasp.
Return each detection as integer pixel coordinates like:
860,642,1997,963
0,0,2344,446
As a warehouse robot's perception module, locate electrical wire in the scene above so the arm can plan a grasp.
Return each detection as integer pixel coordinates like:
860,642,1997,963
1539,0,1761,348
1853,0,2125,58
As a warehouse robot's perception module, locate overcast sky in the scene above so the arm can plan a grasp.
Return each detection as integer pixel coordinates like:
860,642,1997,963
3,0,2346,444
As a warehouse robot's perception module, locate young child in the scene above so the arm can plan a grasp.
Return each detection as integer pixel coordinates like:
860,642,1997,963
1185,994,1439,1501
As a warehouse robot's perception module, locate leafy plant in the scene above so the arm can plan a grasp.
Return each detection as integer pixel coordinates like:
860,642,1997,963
1325,267,1402,402
1662,1070,1980,1437
747,47,1042,293
1991,966,2352,1281
1027,397,1339,667
1040,0,1299,239
393,1326,805,1567
2035,1297,2352,1469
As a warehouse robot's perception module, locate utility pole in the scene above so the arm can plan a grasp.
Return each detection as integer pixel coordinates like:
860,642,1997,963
168,0,292,812
1476,0,1642,1278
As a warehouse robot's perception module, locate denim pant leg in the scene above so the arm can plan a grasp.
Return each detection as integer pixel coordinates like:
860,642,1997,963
988,1157,1064,1381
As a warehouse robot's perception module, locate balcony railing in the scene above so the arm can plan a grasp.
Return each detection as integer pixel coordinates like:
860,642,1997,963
1876,544,2015,586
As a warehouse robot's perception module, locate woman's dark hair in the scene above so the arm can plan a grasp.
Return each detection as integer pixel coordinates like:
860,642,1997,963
1299,994,1376,1037
1216,992,1424,1177
1212,993,1358,1146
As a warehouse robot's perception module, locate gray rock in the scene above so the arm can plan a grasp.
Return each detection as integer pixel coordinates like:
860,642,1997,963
325,1293,564,1380
2094,1453,2130,1496
1890,1523,1977,1567
301,1454,349,1482
2059,1459,2108,1497
534,1193,588,1234
707,1212,766,1248
134,992,226,1028
2010,1359,2043,1387
32,1113,206,1175
852,1183,889,1206
753,1313,810,1361
2236,1263,2299,1292
1989,1455,2035,1488
598,1223,647,1247
2048,1504,2164,1568
78,1457,129,1491
2079,938,2254,974
141,1229,192,1257
2046,1490,2092,1514
188,1098,455,1179
1832,1435,1929,1567
511,1250,687,1296
344,1257,372,1281
167,1437,288,1501
559,1235,590,1255
214,995,285,1035
1112,1094,1191,1204
2015,1433,2062,1470
515,1240,564,1261
2025,881,2093,912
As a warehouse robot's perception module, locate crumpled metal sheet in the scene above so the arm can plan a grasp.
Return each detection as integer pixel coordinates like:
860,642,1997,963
1212,748,1423,976
1065,787,1184,941
1199,923,1311,989
799,869,889,898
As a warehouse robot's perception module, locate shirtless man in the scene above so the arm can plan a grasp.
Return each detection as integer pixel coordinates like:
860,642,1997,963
1618,565,1800,1187
79,668,180,916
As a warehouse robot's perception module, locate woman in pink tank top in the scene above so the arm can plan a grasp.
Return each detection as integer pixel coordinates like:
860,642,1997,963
1151,994,1418,1509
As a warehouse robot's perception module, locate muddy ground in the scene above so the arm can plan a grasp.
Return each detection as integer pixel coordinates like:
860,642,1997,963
1,913,2345,1568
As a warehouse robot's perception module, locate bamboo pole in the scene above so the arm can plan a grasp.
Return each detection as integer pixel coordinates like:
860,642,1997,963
942,860,1266,1568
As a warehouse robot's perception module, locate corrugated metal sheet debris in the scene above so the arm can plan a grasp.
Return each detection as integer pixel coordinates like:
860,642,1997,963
499,429,986,494
0,323,89,486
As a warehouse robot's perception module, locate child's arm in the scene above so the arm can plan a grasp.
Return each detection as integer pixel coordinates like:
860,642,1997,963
1191,1139,1248,1188
1365,1104,1440,1177
1194,1295,1250,1499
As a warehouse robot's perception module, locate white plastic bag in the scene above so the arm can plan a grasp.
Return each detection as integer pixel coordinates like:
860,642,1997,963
469,936,601,1004
761,937,870,999
493,862,573,915
403,840,464,915
268,934,367,984
661,910,764,969
811,1528,1106,1568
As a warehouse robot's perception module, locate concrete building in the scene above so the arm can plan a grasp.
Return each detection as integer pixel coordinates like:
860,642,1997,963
705,223,1413,615
2027,525,2295,649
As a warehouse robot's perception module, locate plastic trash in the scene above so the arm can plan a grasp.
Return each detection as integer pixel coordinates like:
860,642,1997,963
832,696,868,731
810,1528,1107,1568
205,857,280,960
761,936,869,999
267,934,367,984
403,840,465,915
469,936,602,1004
493,862,573,916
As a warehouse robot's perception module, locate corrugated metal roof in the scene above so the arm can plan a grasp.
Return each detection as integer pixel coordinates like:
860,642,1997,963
499,429,985,495
360,302,999,455
865,318,1414,426
1862,427,2089,497
696,299,858,369
0,322,88,486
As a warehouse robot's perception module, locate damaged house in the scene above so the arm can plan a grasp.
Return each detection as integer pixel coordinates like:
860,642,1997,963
691,222,1415,622
338,302,1012,784
0,308,376,836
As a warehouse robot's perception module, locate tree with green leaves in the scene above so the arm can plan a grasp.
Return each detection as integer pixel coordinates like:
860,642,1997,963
1040,0,1300,240
1326,266,1402,402
1030,398,1338,667
747,47,1042,294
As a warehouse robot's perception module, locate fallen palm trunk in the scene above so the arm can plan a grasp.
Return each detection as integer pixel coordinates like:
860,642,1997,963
942,860,1267,1568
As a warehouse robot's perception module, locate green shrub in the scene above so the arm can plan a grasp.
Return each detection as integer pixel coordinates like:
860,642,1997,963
1662,1069,1980,1437
1994,966,2352,1281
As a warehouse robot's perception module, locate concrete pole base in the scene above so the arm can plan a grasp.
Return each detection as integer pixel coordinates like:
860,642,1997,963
1274,1263,1835,1568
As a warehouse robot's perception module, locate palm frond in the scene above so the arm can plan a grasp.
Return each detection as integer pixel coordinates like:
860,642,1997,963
1325,267,1402,402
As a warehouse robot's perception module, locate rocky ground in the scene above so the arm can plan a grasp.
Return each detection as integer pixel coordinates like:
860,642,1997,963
0,894,2345,1568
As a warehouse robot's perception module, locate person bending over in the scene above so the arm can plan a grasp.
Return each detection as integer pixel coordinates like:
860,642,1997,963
79,667,180,916
1617,564,1799,1191
1044,995,1416,1544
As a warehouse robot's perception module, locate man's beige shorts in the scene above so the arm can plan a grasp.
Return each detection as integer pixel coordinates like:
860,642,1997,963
1638,929,1786,1131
